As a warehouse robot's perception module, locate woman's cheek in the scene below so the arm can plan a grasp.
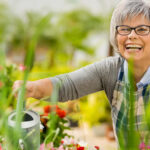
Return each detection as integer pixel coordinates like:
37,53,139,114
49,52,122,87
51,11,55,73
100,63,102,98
117,35,126,49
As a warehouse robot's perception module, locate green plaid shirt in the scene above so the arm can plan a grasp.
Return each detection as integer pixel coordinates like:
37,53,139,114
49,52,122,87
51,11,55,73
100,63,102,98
111,62,150,146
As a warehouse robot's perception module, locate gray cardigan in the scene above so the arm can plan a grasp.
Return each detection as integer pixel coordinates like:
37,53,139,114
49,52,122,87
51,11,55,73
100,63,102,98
50,56,124,104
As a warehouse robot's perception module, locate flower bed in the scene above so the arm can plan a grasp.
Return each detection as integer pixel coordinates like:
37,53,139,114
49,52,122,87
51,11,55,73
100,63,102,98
0,104,100,150
40,105,100,150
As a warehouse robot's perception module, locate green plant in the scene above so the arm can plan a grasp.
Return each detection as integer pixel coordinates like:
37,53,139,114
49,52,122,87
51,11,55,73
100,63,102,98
40,105,70,147
0,7,51,149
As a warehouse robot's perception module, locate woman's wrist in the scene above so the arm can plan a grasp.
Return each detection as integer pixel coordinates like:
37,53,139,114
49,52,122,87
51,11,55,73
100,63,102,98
35,78,53,99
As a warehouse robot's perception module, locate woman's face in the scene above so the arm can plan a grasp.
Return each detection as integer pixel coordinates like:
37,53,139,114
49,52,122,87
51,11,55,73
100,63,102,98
116,15,150,66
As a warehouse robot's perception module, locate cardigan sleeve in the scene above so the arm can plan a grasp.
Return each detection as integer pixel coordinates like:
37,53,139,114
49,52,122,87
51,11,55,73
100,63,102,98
50,56,123,102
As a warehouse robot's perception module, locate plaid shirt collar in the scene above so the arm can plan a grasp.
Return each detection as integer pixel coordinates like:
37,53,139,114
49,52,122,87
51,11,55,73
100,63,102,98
124,60,150,89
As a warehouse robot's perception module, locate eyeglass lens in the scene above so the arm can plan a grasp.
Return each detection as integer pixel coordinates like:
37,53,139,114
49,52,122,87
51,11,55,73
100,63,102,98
117,25,150,35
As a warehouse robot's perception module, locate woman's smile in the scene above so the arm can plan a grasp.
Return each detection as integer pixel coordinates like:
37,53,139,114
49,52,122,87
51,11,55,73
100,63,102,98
125,43,143,52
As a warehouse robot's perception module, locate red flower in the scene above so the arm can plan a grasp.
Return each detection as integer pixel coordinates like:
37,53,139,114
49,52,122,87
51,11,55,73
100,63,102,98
43,105,66,118
56,108,66,118
94,146,100,150
77,147,84,150
44,105,51,113
61,140,64,144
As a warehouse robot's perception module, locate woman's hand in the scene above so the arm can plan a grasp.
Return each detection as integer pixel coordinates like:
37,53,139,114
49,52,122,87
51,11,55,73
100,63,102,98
13,78,53,99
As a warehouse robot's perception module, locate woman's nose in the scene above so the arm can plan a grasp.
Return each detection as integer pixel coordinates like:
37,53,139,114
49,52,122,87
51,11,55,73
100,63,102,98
128,29,138,39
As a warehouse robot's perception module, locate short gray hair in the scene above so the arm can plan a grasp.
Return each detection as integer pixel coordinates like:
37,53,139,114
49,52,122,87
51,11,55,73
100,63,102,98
110,0,150,52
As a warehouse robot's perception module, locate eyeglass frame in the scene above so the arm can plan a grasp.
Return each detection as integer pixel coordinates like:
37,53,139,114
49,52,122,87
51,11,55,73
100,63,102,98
116,25,150,36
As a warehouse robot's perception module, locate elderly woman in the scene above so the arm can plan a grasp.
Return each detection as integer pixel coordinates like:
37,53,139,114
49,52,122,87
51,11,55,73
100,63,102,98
13,0,150,148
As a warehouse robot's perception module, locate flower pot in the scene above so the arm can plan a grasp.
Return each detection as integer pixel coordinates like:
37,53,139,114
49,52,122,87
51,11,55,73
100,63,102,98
8,110,40,150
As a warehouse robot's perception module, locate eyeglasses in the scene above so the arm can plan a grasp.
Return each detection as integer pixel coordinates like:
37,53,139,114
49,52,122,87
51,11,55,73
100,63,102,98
116,25,150,36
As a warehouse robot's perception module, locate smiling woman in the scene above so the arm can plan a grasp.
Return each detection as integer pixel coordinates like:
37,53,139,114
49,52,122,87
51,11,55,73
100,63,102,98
13,0,150,149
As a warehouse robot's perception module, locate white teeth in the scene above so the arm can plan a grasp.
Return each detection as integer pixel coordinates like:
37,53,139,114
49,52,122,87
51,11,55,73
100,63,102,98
126,44,142,50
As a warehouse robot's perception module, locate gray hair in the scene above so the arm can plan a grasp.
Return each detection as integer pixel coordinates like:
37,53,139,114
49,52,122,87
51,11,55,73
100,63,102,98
110,0,150,52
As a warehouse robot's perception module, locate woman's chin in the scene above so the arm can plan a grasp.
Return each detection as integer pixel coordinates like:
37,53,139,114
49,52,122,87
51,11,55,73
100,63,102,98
125,55,146,66
123,52,142,61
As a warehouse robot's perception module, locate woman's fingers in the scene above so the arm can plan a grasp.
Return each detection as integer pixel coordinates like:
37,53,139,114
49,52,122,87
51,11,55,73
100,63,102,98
12,79,50,99
12,80,23,97
13,80,36,99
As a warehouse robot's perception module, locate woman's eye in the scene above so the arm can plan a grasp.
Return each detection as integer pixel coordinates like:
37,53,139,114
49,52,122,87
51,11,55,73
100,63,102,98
121,29,127,31
121,28,130,31
137,28,148,32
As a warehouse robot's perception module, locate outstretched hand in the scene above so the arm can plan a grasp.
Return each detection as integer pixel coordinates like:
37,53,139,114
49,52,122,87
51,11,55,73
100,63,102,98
12,78,53,99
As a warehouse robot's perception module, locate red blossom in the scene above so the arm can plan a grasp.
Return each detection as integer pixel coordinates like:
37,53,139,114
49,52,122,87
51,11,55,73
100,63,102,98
44,105,51,113
56,108,66,118
19,64,26,71
43,105,66,118
61,140,64,144
77,147,84,150
94,146,100,150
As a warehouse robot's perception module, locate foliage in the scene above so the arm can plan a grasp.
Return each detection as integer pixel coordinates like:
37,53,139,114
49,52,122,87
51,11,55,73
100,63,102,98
79,91,111,127
6,9,110,67
40,105,70,147
0,3,15,44
57,9,104,53
40,105,100,150
10,12,52,50
0,51,16,149
0,2,51,149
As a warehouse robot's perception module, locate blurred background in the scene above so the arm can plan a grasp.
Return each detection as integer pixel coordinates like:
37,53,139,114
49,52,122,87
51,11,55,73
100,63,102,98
0,0,121,149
